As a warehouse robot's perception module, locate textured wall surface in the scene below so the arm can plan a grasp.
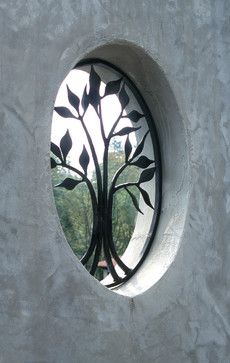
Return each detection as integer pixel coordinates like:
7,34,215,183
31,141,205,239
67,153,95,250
0,1,230,362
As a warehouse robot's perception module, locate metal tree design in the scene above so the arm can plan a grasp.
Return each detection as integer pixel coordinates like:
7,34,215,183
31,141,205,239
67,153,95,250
51,62,160,287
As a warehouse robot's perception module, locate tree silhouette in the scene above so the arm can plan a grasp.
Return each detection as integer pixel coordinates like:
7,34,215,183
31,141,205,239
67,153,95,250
51,65,156,287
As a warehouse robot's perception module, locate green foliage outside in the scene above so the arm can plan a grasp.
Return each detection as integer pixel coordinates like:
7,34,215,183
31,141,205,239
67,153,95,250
107,143,140,256
52,143,139,275
52,167,93,259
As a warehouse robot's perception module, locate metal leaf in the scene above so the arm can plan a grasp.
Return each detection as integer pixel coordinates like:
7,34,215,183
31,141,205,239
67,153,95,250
119,84,129,110
60,129,72,162
131,156,154,169
138,167,156,184
81,86,89,112
88,66,101,110
88,92,100,111
126,110,144,123
132,131,149,160
54,107,76,119
124,135,132,162
104,78,122,96
138,186,154,209
114,126,140,137
89,66,101,90
50,157,57,169
125,187,143,214
79,145,90,174
55,178,82,190
51,142,62,161
67,85,80,113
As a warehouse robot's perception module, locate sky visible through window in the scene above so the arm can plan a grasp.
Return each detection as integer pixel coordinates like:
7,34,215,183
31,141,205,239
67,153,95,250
51,68,136,176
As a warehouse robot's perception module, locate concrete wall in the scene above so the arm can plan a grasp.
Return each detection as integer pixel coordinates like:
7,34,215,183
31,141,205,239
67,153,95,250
0,1,229,362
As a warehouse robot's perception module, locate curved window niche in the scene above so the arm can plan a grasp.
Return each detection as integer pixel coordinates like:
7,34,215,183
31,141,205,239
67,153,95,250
51,43,189,297
51,59,161,289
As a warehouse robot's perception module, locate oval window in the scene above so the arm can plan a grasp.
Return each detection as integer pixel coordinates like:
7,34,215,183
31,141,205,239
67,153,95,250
50,60,161,288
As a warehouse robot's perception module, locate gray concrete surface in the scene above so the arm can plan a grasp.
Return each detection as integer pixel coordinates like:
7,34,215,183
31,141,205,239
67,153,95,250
0,1,230,362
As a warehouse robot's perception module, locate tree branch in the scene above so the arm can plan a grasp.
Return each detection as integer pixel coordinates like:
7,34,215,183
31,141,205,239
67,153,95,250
114,182,138,193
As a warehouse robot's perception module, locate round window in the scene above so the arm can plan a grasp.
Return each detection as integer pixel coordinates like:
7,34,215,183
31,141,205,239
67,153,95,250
50,59,161,288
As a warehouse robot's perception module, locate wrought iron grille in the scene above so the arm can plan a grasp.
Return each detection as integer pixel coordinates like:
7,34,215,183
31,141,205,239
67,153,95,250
50,59,161,288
